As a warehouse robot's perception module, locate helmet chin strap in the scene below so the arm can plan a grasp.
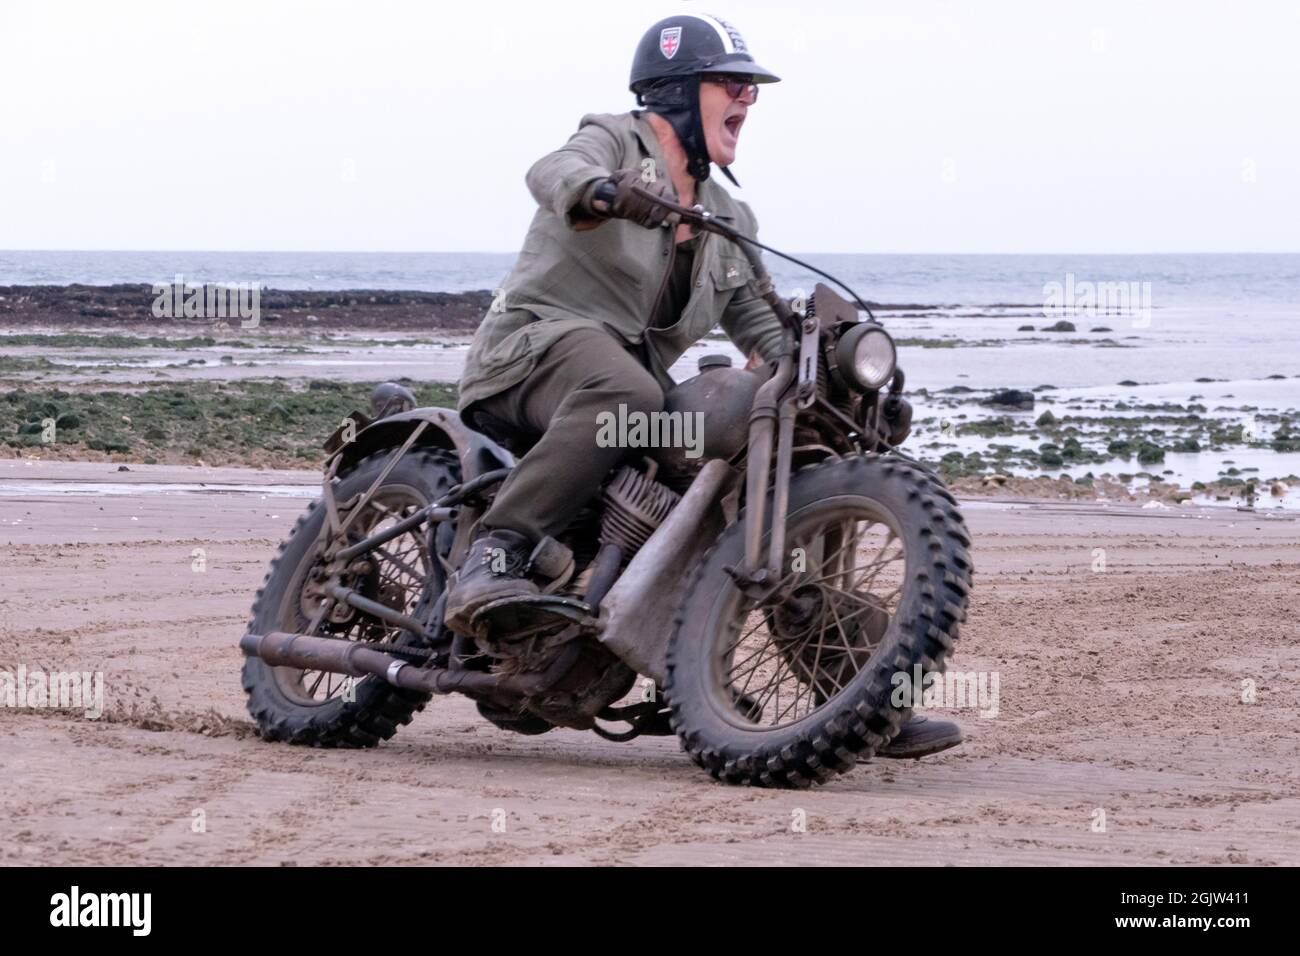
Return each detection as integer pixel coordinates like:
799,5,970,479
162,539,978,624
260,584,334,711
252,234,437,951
638,75,717,184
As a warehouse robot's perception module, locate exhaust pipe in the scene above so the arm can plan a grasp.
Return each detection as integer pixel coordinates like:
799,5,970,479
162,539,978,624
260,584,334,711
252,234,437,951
239,631,573,698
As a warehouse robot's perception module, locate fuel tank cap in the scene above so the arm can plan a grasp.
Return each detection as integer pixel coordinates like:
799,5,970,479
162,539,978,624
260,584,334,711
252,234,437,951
697,353,733,372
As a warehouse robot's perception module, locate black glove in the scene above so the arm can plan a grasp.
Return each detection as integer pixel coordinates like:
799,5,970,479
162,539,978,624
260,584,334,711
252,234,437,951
598,168,679,229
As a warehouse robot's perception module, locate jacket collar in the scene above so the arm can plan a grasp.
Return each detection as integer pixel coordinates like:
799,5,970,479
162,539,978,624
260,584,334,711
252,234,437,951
696,175,738,222
630,110,737,223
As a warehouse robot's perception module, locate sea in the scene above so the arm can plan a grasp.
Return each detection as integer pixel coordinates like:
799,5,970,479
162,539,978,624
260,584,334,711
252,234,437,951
3,249,1296,386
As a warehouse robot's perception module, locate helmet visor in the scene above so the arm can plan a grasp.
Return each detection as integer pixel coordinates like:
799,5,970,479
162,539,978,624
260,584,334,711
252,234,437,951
697,56,781,84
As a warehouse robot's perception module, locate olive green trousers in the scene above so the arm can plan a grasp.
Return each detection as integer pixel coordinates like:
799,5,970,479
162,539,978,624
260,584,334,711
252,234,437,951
464,326,664,543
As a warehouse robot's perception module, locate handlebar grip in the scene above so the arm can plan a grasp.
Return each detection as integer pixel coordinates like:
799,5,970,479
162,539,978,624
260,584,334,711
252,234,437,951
593,179,618,206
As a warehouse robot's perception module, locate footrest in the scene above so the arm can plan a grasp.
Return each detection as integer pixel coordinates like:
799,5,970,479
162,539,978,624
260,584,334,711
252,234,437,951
470,594,596,638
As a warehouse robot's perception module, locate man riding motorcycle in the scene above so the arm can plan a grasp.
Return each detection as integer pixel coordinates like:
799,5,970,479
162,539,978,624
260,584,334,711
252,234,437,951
447,13,962,759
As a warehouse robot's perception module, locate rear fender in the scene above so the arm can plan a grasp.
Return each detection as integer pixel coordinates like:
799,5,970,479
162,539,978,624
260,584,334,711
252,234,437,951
333,407,515,568
335,406,515,483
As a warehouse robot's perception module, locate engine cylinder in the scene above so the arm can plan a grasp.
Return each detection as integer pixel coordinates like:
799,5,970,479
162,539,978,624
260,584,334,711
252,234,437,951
599,465,681,562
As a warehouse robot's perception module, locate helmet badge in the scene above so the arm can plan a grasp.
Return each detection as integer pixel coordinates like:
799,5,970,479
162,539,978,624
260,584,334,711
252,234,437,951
659,26,682,59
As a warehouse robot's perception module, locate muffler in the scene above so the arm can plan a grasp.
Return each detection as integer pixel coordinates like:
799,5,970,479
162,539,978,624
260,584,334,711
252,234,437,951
239,631,568,698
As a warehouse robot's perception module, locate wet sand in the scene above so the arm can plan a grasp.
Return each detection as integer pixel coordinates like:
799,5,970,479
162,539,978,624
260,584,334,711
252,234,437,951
2,463,1297,865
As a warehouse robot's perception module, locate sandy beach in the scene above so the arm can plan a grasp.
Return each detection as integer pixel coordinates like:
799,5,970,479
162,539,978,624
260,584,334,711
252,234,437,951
1,460,1296,865
2,280,1297,865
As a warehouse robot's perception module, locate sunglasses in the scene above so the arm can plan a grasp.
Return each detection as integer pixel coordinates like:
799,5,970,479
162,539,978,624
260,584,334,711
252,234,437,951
708,75,759,104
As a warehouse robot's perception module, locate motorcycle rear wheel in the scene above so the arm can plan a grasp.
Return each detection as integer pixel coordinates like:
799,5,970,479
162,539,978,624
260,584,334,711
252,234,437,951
665,454,972,788
241,447,459,747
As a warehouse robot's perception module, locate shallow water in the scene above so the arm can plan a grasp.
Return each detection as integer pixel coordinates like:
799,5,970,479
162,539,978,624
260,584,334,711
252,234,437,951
0,481,315,498
4,251,1295,508
911,370,1300,507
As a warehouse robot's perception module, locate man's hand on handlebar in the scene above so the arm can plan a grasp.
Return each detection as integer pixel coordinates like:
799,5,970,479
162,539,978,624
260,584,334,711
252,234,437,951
588,169,679,230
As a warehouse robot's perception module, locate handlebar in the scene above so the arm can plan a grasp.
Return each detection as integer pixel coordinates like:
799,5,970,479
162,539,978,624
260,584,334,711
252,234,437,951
592,179,618,206
590,177,877,321
592,179,733,237
635,183,734,236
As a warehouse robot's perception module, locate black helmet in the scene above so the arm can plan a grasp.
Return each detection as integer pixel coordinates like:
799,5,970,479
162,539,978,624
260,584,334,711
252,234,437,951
629,13,781,92
629,14,779,185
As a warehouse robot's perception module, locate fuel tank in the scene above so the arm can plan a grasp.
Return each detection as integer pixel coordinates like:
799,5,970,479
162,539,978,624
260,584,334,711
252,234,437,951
649,354,764,486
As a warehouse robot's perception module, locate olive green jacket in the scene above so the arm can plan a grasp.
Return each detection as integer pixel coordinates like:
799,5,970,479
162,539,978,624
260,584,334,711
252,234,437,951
457,110,792,411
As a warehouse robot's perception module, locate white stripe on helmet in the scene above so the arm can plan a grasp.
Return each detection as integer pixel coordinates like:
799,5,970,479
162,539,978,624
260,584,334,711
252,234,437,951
686,13,747,55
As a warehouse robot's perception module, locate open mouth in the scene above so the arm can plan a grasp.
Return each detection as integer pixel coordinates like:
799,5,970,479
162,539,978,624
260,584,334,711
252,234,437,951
723,115,744,137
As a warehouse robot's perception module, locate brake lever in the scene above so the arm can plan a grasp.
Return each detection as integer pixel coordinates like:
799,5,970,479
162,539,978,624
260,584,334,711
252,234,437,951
627,184,731,236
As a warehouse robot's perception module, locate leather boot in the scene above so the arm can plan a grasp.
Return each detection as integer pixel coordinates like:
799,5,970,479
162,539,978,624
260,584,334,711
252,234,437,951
875,714,964,759
444,528,539,633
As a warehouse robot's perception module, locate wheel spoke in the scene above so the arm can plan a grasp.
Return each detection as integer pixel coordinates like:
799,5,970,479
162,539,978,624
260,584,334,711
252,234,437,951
795,602,828,719
280,487,436,706
720,608,774,659
795,552,902,590
726,637,784,691
714,501,907,729
823,596,866,677
373,544,427,592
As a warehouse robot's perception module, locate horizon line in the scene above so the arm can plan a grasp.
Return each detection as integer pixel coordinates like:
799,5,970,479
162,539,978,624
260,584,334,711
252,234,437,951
3,248,1299,257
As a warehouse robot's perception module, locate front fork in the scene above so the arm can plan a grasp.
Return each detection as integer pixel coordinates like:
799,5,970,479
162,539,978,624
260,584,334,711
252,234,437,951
738,357,796,593
728,242,817,602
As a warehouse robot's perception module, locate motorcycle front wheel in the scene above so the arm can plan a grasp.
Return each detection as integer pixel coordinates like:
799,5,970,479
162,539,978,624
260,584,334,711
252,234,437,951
665,454,972,788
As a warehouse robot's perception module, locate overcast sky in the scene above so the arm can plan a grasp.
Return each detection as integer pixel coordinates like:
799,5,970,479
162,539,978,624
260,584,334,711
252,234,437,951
2,0,1297,254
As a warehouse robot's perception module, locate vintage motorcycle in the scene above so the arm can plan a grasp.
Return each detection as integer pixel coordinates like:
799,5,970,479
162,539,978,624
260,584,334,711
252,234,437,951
239,186,972,788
